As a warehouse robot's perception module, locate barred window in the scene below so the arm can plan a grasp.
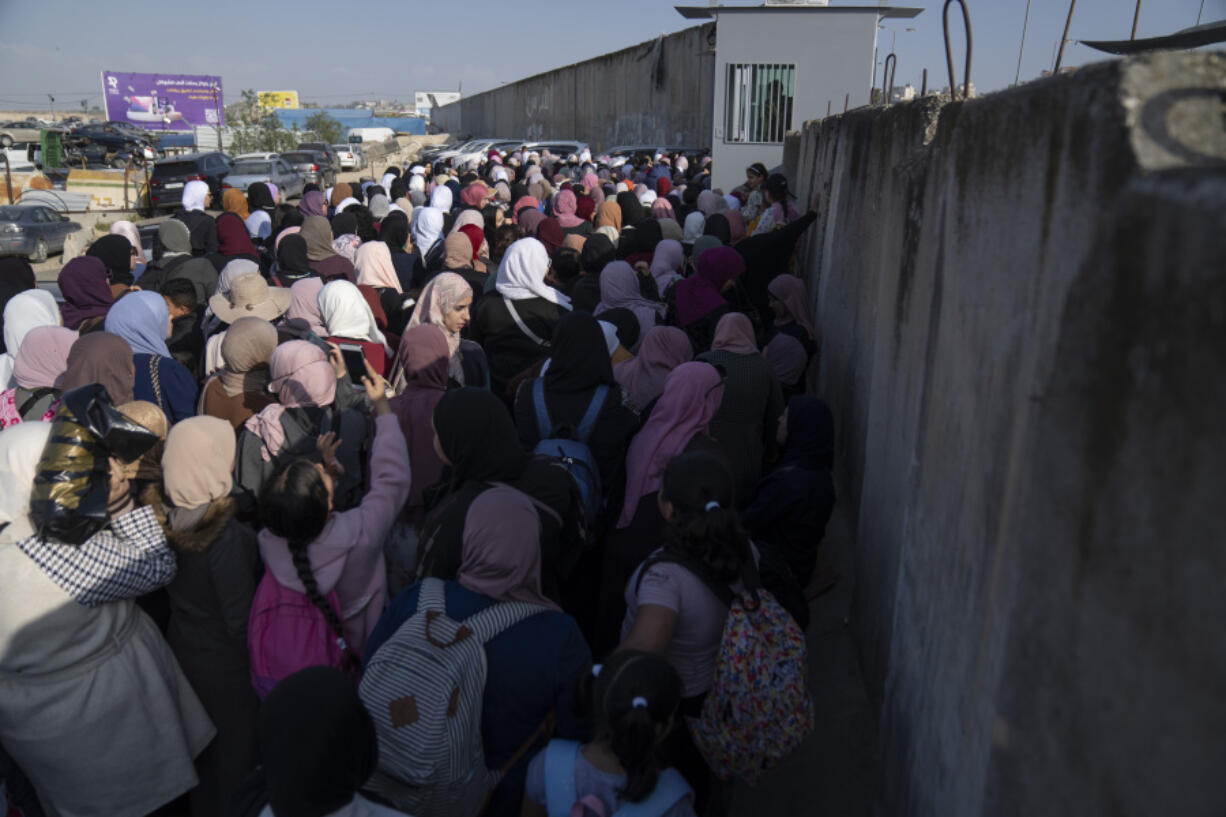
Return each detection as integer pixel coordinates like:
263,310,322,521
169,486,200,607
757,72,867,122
725,63,796,144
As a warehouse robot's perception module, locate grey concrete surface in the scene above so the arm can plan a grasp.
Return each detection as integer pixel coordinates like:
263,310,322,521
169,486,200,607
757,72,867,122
784,50,1226,815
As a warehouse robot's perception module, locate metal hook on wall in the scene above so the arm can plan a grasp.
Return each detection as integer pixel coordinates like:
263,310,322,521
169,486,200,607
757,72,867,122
943,0,974,101
882,53,898,105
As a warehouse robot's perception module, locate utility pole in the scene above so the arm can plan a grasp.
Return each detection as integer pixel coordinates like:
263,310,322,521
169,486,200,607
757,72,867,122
1131,0,1142,40
1016,0,1033,85
1053,0,1077,75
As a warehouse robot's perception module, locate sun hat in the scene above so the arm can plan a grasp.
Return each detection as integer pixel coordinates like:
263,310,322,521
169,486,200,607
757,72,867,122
208,273,292,323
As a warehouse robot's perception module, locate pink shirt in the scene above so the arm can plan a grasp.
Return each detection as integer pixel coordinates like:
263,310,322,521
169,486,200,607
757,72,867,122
258,413,411,655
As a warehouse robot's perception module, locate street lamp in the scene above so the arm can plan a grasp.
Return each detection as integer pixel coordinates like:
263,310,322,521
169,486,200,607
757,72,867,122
47,95,55,123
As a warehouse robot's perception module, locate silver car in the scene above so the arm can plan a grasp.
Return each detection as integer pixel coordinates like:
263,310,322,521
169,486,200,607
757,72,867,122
280,151,336,187
0,205,82,262
333,144,364,171
224,157,305,199
0,121,42,147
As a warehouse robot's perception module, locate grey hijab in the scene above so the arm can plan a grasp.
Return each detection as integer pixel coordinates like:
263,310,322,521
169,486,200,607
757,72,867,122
159,219,192,256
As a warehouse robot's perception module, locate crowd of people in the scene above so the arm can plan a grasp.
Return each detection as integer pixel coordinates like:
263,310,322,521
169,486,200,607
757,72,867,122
0,145,836,817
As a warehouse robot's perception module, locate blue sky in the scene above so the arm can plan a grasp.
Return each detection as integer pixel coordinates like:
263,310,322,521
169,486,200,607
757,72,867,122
0,0,1219,109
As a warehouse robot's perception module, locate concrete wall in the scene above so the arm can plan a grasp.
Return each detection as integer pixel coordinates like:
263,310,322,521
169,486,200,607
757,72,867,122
431,25,715,152
710,7,879,191
787,50,1226,815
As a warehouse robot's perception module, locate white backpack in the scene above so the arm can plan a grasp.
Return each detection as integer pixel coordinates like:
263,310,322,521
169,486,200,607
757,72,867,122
360,578,548,816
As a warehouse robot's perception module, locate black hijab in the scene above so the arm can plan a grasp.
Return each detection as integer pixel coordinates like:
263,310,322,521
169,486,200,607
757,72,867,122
617,191,647,228
594,307,640,353
389,178,408,202
257,667,378,817
276,234,314,282
580,234,616,275
434,388,529,485
617,218,662,260
780,395,834,471
544,311,615,394
247,182,275,212
86,234,134,285
704,213,732,246
0,257,37,353
330,212,357,240
379,210,410,253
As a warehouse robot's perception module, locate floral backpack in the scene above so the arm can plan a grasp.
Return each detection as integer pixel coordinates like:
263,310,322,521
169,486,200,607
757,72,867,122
637,550,814,784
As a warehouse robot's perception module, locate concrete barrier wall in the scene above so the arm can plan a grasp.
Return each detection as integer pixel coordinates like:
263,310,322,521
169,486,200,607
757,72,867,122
790,50,1226,815
432,25,715,152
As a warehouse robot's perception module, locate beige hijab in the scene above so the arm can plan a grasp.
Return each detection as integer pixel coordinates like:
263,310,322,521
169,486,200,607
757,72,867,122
162,416,235,510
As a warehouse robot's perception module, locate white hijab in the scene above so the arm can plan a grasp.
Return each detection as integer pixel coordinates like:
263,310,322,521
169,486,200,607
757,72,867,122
0,289,62,389
0,422,53,545
683,211,705,244
429,185,453,212
181,179,209,212
317,280,390,351
379,172,397,193
411,207,444,256
495,238,571,308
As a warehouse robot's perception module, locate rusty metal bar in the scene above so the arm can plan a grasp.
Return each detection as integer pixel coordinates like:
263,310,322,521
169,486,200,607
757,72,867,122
1131,0,1142,39
922,68,929,96
882,53,898,104
826,100,832,118
3,154,11,204
943,0,974,100
1054,0,1076,74
844,93,850,112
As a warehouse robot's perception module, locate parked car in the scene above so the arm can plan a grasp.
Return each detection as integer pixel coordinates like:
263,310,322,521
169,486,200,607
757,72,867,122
69,123,159,164
521,140,589,160
0,122,42,147
296,142,340,171
224,156,305,199
280,151,336,188
450,138,525,169
147,151,233,213
332,143,363,171
0,205,82,262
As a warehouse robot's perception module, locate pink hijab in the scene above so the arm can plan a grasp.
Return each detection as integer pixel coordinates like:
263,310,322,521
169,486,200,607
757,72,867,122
511,196,540,224
651,197,675,220
768,275,815,339
724,210,747,243
13,326,78,389
286,277,327,336
613,326,692,411
355,241,401,293
274,225,301,252
552,189,584,229
243,341,336,461
406,272,470,384
109,220,146,265
388,324,449,509
618,361,725,528
648,240,685,292
710,312,758,355
459,485,560,610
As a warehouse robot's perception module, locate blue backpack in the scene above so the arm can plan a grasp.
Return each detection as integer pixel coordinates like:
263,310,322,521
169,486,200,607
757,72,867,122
543,739,692,817
531,378,607,529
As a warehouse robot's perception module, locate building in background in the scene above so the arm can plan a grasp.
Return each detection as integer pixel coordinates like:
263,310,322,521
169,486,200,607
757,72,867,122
414,91,462,122
258,91,300,110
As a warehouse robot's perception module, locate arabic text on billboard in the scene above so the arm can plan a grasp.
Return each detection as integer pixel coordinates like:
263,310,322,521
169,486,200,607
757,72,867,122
101,71,223,130
258,91,300,110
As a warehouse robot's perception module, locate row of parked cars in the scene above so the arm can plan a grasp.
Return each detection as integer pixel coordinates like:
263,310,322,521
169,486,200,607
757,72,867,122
419,138,705,170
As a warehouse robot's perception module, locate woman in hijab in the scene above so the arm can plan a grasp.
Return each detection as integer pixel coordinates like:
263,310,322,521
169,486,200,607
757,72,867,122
60,331,134,403
536,217,565,259
104,290,197,422
595,360,727,653
697,312,785,505
0,421,215,817
0,257,36,355
429,184,453,215
409,206,446,287
298,189,327,219
616,191,648,229
0,325,77,428
724,209,747,244
668,245,744,354
330,211,361,264
87,233,137,289
234,340,368,510
511,195,540,225
595,199,622,235
364,485,588,816
109,220,147,279
245,182,275,240
0,288,61,389
197,316,279,429
513,311,639,501
703,213,732,246
174,179,218,255
594,261,664,350
448,224,490,292
329,182,353,212
222,188,250,224
239,666,404,817
403,271,486,388
271,233,314,288
301,215,355,282
742,395,836,595
318,279,392,374
58,256,114,332
147,415,261,817
553,189,592,238
470,237,570,398
763,274,818,398
414,388,578,602
648,238,685,298
650,196,675,221
696,189,721,218
682,210,705,246
284,277,327,339
379,210,415,291
612,325,693,415
210,213,261,274
356,240,414,337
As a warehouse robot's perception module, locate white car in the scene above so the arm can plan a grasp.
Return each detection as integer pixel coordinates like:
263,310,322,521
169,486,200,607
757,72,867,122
333,144,363,171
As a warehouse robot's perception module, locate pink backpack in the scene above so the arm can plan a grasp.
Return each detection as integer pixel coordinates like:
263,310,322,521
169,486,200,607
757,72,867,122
248,566,352,698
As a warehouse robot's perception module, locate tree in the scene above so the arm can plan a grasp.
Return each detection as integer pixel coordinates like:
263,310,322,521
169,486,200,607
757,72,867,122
227,89,299,154
304,111,343,145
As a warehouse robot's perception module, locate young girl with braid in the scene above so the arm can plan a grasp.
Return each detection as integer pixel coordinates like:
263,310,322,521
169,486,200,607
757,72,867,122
256,357,411,675
521,650,696,817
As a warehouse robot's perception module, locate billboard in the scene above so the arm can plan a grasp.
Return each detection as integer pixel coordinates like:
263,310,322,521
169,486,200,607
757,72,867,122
258,90,300,110
101,71,223,129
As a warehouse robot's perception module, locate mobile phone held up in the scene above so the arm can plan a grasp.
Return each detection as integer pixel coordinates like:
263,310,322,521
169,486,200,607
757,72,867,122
338,343,367,385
